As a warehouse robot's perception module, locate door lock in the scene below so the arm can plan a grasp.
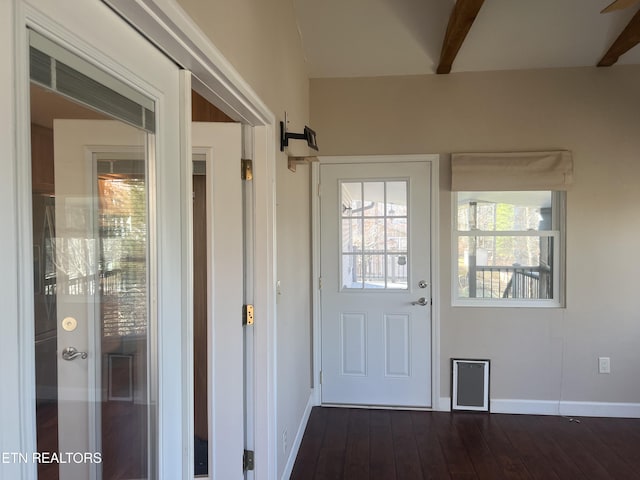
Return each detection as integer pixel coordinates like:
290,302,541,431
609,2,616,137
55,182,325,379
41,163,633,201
418,280,428,289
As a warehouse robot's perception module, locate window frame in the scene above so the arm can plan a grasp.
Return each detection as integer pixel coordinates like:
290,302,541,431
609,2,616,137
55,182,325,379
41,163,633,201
451,191,566,308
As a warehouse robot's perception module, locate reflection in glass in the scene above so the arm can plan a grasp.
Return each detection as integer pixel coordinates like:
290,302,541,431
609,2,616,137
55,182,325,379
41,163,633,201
456,191,553,231
30,82,151,479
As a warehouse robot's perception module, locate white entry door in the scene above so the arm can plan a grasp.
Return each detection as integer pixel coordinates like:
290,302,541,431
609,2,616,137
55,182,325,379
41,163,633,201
320,161,432,407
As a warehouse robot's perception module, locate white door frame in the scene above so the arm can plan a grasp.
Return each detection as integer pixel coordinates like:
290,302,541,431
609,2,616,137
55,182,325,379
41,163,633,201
312,155,441,410
102,1,278,478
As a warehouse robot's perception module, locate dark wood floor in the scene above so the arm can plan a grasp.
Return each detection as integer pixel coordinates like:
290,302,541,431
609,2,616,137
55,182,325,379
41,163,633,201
290,407,640,480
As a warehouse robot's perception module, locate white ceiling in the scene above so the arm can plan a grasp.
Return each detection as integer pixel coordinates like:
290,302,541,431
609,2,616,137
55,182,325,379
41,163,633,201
294,0,640,78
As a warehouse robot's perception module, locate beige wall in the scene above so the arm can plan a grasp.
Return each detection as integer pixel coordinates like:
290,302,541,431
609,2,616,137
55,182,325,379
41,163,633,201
311,66,640,404
176,0,313,474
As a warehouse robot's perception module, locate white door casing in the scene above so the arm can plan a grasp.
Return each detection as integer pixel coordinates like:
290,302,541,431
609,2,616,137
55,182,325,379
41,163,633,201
320,161,433,407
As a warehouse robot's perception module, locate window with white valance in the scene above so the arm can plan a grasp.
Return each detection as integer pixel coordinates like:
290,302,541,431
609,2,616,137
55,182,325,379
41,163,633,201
451,151,569,307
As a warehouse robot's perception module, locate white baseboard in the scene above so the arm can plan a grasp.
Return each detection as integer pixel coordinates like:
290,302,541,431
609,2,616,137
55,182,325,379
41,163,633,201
439,397,640,418
559,401,640,418
437,397,451,412
281,392,315,480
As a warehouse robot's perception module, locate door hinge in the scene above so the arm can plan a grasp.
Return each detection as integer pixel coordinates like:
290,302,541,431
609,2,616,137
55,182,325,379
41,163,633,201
243,449,255,471
241,159,253,180
318,277,322,289
319,371,323,385
243,304,254,326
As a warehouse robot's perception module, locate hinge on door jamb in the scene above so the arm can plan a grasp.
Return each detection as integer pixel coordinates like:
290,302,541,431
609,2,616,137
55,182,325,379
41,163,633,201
243,304,254,326
241,159,253,180
243,449,255,471
319,371,323,384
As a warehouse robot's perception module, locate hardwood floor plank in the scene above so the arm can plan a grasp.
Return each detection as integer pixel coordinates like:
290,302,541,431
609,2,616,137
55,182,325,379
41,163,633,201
492,414,562,480
391,410,424,480
583,416,640,474
474,414,532,479
539,415,631,479
290,407,329,479
369,410,397,480
510,415,585,479
411,410,451,480
343,409,371,479
432,412,477,478
314,408,350,480
452,414,508,479
290,408,640,480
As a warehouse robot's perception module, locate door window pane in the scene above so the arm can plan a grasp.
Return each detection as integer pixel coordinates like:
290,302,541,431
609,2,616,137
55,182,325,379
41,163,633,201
30,83,153,479
340,180,409,290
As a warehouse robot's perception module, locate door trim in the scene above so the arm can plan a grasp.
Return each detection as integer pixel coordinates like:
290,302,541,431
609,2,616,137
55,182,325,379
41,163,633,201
312,155,441,410
101,2,279,478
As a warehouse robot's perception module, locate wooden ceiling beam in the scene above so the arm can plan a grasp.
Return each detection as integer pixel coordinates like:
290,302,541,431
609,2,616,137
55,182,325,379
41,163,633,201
437,0,485,75
598,8,640,66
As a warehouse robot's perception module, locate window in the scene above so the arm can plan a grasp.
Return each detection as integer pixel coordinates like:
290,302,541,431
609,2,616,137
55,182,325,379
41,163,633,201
341,180,409,289
453,191,565,306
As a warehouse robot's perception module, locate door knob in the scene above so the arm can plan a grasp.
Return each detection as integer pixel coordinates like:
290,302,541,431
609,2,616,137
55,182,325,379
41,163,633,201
411,297,428,306
62,347,88,361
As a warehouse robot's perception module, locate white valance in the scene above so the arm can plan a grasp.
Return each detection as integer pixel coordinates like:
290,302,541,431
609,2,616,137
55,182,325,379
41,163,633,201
451,151,573,191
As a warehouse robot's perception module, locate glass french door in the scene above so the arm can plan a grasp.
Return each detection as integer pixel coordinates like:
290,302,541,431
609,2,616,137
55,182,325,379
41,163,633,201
30,31,155,480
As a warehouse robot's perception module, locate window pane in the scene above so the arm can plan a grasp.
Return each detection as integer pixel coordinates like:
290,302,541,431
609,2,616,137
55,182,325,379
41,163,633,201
386,218,407,252
386,181,407,216
387,254,408,289
457,191,553,231
342,254,363,289
363,218,385,252
342,218,362,252
457,235,554,299
341,182,362,216
363,182,385,216
362,254,386,288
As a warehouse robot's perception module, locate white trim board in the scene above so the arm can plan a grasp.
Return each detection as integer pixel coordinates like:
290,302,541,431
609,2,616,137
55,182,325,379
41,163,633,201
439,397,640,418
103,0,273,126
281,393,315,480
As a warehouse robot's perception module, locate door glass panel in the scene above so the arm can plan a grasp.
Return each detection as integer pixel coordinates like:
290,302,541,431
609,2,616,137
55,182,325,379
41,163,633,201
340,180,409,290
30,81,153,480
363,182,385,216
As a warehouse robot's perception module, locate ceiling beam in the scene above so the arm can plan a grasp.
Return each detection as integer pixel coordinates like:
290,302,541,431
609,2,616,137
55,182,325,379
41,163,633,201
598,8,640,66
437,0,485,75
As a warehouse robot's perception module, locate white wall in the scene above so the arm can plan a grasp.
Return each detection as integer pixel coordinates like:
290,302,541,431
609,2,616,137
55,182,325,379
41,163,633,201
176,0,314,475
310,66,640,408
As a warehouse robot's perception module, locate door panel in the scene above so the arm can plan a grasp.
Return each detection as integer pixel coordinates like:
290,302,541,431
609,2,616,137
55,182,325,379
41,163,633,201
320,162,432,407
191,123,244,480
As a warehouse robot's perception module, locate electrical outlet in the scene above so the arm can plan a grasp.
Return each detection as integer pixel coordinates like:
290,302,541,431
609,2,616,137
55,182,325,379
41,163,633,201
598,356,611,374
